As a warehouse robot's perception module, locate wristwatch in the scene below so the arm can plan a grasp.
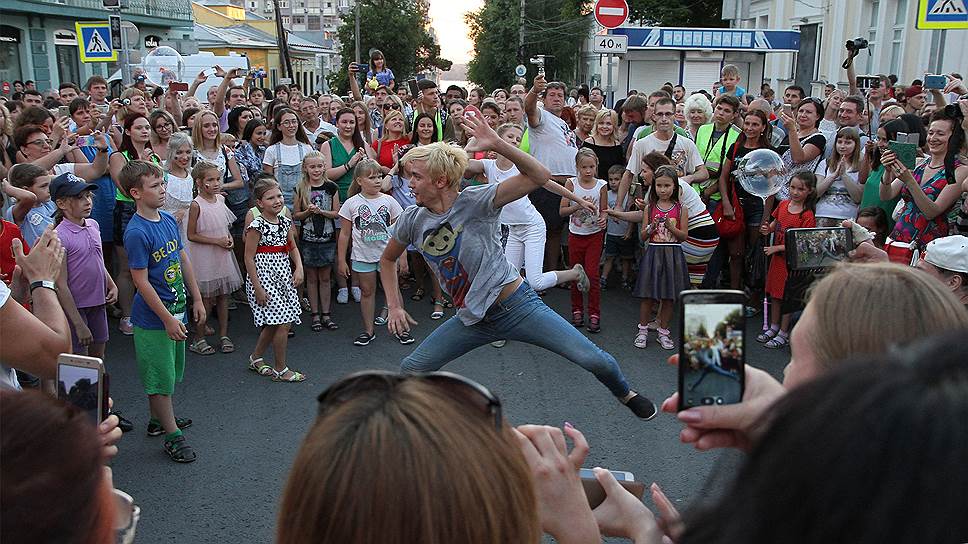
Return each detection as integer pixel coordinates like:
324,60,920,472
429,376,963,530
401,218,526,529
29,279,58,294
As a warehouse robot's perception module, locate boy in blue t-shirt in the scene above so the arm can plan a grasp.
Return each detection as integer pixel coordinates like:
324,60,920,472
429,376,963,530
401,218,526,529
718,64,747,98
120,160,205,463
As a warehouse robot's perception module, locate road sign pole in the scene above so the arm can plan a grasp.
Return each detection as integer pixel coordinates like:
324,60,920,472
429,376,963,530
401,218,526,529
605,54,613,107
112,11,132,85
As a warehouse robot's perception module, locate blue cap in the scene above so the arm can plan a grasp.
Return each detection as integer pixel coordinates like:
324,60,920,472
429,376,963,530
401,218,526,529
49,172,98,200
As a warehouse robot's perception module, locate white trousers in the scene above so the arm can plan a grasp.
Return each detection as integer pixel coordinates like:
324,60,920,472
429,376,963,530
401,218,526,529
504,221,559,292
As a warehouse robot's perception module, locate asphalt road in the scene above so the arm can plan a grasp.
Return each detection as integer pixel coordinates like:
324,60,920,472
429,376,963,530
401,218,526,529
107,285,791,543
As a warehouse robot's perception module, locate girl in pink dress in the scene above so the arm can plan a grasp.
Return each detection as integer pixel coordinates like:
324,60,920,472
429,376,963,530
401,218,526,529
186,161,243,355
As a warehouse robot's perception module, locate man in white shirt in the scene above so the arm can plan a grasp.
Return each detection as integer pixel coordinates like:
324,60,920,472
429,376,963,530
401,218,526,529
618,97,709,207
525,74,578,276
299,96,337,143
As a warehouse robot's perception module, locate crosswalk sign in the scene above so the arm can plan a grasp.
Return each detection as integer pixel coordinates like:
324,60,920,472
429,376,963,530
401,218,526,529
76,22,117,63
917,0,968,29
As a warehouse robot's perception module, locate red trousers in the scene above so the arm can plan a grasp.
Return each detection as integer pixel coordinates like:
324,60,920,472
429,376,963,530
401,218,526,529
569,230,604,317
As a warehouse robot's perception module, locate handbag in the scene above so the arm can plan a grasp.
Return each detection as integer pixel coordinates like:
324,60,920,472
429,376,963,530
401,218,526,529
712,146,745,239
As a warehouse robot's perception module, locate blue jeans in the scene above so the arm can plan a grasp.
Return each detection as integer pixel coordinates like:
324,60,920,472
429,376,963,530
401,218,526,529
401,282,632,397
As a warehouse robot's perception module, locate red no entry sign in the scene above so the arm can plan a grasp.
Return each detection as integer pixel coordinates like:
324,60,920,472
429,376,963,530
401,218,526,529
594,0,629,29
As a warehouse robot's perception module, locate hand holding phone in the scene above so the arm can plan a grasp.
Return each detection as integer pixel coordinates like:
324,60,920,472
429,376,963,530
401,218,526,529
678,290,746,410
785,227,853,270
169,81,189,92
579,468,645,509
57,354,108,423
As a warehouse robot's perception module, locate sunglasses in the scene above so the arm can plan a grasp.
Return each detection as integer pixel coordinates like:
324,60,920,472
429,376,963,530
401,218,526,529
383,103,401,111
316,370,503,430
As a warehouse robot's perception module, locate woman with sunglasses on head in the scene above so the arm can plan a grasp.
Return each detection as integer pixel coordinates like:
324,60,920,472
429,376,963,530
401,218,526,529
279,370,605,544
148,110,177,165
381,113,658,420
372,109,409,174
773,97,826,216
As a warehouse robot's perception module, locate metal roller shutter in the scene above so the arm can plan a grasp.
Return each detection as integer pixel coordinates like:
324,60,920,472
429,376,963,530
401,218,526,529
682,60,724,96
626,60,680,95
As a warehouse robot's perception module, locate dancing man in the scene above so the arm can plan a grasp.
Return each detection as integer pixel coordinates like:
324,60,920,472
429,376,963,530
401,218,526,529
380,113,657,419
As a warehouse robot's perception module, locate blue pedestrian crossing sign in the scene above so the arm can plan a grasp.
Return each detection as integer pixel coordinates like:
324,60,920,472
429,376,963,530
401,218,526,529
917,0,968,29
76,22,117,63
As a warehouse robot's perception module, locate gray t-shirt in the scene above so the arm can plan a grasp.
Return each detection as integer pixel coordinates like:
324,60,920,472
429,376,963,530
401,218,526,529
392,183,518,325
529,108,578,177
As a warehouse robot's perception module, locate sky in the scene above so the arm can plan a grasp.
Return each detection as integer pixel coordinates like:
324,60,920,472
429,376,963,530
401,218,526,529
428,0,483,64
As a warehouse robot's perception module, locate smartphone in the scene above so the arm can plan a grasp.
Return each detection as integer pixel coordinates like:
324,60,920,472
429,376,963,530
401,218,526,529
57,354,108,423
463,104,482,120
782,103,792,116
923,74,946,90
76,135,97,147
888,132,919,170
407,79,419,99
678,290,746,410
785,227,852,271
578,468,645,509
169,81,189,92
57,105,70,118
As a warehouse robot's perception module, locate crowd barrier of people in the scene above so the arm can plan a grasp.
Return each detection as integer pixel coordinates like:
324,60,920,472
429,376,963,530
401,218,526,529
2,42,968,543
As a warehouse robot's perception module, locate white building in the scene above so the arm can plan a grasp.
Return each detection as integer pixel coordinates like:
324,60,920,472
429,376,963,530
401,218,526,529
722,0,968,96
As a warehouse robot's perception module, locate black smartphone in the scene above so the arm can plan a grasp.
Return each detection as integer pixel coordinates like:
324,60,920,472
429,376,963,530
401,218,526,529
578,468,645,508
56,354,107,423
678,290,746,410
407,79,419,99
785,227,852,271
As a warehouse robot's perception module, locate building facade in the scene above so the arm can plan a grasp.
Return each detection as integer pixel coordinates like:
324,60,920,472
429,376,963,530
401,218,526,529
0,0,194,91
243,0,346,37
722,0,968,96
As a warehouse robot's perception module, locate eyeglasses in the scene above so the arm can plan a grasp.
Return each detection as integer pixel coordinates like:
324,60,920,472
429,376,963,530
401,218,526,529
316,370,503,430
653,111,675,118
26,138,52,147
154,122,173,131
383,103,401,111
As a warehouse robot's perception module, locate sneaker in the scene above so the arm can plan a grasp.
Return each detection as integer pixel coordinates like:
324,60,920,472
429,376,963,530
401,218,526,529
491,340,507,348
633,325,648,349
118,317,133,336
351,286,362,303
396,331,415,344
163,434,197,463
336,288,349,304
587,315,601,334
622,391,658,420
573,264,590,293
111,411,134,433
353,332,376,346
657,328,675,350
147,417,193,437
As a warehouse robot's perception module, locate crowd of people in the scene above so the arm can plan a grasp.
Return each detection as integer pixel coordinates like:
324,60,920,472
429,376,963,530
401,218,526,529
2,41,968,543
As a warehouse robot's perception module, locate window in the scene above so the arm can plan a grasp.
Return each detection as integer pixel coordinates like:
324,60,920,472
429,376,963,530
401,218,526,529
294,15,304,23
278,0,288,7
889,0,907,75
864,0,879,73
249,1,256,7
282,16,291,24
308,15,321,30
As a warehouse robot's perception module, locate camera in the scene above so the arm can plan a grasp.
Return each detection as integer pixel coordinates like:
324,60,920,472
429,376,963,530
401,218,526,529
856,75,880,91
944,99,966,119
846,37,868,51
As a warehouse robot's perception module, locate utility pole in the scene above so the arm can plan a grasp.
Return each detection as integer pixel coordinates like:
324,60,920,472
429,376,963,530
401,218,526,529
518,0,525,63
273,0,294,80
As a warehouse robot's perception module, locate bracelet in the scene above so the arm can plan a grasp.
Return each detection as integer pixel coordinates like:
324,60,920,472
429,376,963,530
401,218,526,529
29,280,57,294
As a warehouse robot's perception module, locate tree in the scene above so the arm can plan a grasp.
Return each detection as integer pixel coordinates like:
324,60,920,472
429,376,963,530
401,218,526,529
327,0,452,95
628,0,726,28
467,0,591,91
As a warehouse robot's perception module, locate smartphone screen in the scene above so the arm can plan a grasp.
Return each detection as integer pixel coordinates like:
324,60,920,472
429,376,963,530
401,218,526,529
57,361,102,423
679,290,745,409
786,227,852,270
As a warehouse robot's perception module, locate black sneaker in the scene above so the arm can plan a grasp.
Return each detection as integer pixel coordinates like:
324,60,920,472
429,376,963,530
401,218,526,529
622,392,658,420
111,411,134,433
353,332,376,346
163,435,197,463
396,331,415,345
147,417,193,437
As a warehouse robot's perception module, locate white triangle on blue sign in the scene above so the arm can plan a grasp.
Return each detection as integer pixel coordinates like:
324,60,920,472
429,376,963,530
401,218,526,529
87,29,110,53
929,0,967,14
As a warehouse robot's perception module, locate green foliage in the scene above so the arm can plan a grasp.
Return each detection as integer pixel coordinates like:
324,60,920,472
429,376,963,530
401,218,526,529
467,0,725,91
327,0,452,95
468,0,591,91
627,0,726,28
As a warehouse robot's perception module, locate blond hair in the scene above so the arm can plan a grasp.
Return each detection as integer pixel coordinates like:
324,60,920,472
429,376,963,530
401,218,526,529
591,109,620,145
400,142,469,190
380,110,406,141
347,158,382,197
191,160,220,185
576,104,598,120
118,88,146,124
277,377,540,544
721,64,740,79
806,263,968,370
191,110,222,151
294,150,326,209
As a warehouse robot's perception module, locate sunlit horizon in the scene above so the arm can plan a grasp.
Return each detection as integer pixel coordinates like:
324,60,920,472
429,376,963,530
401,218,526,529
428,0,483,65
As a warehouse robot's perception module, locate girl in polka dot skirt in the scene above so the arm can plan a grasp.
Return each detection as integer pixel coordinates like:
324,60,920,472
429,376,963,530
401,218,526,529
243,177,306,382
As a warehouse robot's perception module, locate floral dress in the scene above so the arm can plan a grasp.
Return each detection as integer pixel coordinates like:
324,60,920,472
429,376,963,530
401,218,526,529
889,159,961,250
245,214,301,327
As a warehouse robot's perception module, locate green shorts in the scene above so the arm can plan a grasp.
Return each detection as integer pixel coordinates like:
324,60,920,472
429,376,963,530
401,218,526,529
133,327,186,396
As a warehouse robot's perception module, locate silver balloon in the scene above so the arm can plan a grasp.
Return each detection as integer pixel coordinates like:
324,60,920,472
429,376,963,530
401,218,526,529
735,149,786,200
141,46,184,89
